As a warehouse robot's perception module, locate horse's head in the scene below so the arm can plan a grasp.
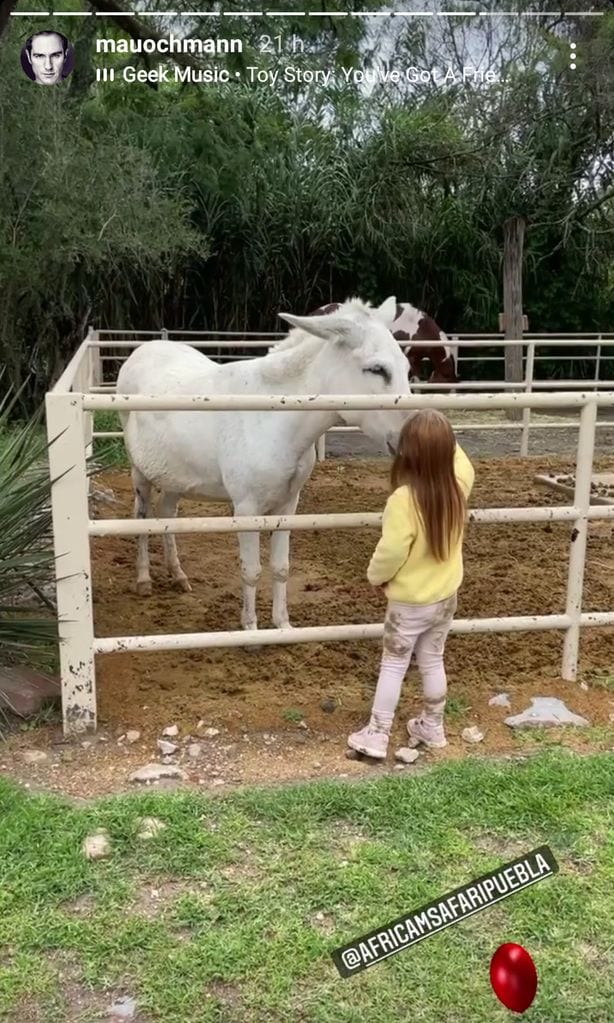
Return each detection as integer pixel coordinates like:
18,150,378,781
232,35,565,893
430,355,460,385
279,295,411,454
406,346,460,387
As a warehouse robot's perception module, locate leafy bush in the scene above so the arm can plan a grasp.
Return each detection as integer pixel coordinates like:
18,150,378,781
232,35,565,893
0,390,57,666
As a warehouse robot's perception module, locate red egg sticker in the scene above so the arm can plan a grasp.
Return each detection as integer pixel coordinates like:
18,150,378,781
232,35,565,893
490,943,538,1013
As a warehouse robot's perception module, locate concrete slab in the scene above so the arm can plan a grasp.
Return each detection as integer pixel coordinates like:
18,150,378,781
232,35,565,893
505,697,589,729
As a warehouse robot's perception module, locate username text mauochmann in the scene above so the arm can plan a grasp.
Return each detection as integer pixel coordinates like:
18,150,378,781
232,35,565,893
96,36,242,55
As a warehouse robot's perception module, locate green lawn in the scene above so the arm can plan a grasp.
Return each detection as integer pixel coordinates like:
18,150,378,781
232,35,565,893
1,750,613,1022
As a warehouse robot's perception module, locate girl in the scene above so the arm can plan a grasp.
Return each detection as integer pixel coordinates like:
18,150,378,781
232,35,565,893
348,409,475,759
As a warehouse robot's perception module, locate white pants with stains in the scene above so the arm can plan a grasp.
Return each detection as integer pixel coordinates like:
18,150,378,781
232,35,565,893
370,593,458,732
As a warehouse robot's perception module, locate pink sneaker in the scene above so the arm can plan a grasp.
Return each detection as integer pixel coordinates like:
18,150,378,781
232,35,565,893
406,716,447,749
347,724,389,760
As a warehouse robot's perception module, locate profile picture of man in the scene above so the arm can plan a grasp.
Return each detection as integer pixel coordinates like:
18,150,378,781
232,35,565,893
21,30,74,85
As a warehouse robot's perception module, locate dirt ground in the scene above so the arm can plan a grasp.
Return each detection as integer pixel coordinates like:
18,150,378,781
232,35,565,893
2,440,614,799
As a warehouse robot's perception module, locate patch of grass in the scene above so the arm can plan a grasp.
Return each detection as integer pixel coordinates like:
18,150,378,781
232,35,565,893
1,750,614,1022
0,392,58,682
512,725,612,747
445,695,471,719
92,411,128,468
581,670,614,692
281,708,305,724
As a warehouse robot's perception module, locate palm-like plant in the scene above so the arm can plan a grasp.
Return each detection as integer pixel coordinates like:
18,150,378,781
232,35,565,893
0,388,58,665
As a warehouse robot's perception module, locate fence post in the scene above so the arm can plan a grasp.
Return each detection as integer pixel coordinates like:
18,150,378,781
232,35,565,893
594,337,602,388
520,341,535,457
82,330,97,469
89,328,102,388
449,334,460,395
45,391,97,734
86,330,101,494
561,398,597,682
316,434,327,462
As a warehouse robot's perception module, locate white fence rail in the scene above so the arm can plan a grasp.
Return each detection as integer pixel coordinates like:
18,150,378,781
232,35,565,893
45,331,614,735
88,329,614,460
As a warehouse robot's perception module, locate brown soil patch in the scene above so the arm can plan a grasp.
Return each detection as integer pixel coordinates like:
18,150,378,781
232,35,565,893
471,833,535,860
577,942,614,970
5,951,146,1023
308,911,337,935
61,893,98,916
204,980,243,1009
130,879,213,918
1,454,613,799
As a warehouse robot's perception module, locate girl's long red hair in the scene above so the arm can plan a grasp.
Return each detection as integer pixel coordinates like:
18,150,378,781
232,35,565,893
390,410,467,561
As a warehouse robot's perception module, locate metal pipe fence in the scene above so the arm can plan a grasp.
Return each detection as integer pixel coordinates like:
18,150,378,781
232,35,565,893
45,331,614,734
86,330,614,461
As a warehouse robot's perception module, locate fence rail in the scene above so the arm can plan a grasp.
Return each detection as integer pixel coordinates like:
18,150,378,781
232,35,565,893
84,329,614,460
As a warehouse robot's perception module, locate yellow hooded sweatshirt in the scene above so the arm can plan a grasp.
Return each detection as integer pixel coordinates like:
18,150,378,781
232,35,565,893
367,444,475,605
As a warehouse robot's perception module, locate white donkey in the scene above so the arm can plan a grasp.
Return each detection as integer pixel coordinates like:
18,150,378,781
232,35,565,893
116,296,411,631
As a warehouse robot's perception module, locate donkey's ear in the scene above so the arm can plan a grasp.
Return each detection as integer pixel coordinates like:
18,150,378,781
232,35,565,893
374,296,398,328
278,312,328,339
279,312,364,348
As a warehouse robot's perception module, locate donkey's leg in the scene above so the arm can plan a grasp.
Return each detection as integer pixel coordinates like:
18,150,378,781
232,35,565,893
270,491,301,629
235,502,262,631
132,467,153,597
158,490,191,593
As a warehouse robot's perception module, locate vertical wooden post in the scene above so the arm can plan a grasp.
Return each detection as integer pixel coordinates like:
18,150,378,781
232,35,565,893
502,216,526,421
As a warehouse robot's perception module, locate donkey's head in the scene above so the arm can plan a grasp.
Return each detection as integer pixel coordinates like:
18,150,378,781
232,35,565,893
278,296,410,454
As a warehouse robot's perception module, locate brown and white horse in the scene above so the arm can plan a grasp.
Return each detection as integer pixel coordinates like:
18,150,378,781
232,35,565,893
310,299,459,386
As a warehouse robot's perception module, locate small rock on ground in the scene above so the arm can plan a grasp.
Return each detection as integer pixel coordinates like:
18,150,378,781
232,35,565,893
126,730,141,744
90,484,119,506
395,747,420,764
82,829,112,860
137,817,166,840
489,693,511,708
157,739,178,755
162,724,179,737
129,763,187,784
203,727,220,737
462,726,484,743
320,698,337,713
187,743,202,759
505,697,589,729
108,995,137,1019
0,666,60,718
17,749,48,764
